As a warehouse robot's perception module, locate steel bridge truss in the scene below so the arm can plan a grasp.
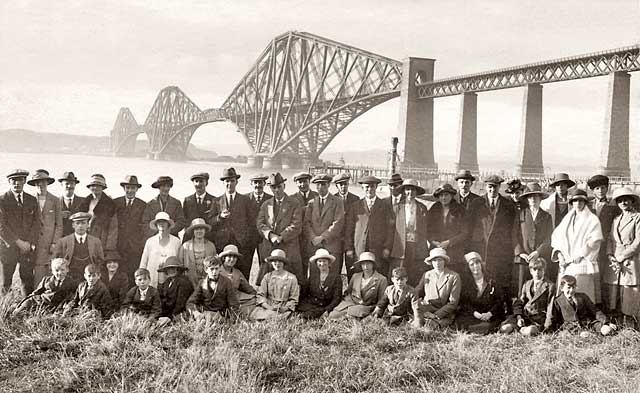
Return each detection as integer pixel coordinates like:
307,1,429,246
110,107,143,155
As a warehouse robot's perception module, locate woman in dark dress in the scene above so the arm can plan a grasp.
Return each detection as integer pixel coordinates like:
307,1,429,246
297,249,342,319
427,183,468,275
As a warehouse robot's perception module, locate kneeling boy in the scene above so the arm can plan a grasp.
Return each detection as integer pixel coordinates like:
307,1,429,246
13,258,76,315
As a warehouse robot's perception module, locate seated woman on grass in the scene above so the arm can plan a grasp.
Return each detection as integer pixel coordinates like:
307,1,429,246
218,244,257,316
181,218,217,287
329,252,387,319
297,249,343,319
250,249,299,321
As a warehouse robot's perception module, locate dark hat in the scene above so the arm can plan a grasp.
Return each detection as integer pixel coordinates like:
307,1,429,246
220,167,241,181
587,174,609,189
69,212,92,222
358,175,381,185
332,173,351,184
157,256,188,273
505,179,525,194
454,169,476,181
120,175,142,188
249,173,268,182
151,176,173,189
519,182,549,200
433,183,457,197
267,172,287,186
484,175,505,185
266,249,288,264
104,250,121,262
612,187,639,204
7,169,29,180
399,179,425,195
387,173,403,185
568,189,590,203
87,174,108,189
311,174,332,184
27,169,55,186
190,172,210,181
185,218,211,234
293,172,312,182
58,171,80,184
549,173,576,188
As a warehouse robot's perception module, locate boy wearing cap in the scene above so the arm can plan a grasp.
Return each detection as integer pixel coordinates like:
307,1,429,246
12,258,76,315
113,175,147,281
143,176,186,238
183,172,215,243
0,169,40,295
187,256,239,320
122,268,162,319
374,267,417,325
64,263,113,318
79,174,118,253
104,250,130,309
54,212,105,282
158,256,194,321
58,171,85,237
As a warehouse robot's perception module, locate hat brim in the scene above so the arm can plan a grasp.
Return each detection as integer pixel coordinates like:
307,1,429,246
186,223,212,234
27,178,55,186
120,182,142,188
568,195,590,203
310,254,336,264
87,182,107,189
358,179,382,185
151,181,173,189
267,178,287,186
519,191,548,200
550,180,576,188
454,175,476,181
59,178,79,183
219,250,243,258
220,175,241,181
433,189,457,198
266,256,288,264
400,184,425,196
158,265,188,272
613,193,639,203
149,217,176,230
426,255,450,264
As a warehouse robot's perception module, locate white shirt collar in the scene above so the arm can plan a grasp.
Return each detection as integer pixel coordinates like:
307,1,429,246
74,233,87,242
11,190,22,199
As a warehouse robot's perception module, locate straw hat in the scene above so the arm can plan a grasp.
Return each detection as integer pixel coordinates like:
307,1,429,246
149,211,175,230
219,244,243,259
425,248,450,264
185,218,211,234
266,249,288,264
309,248,336,264
611,187,639,204
354,251,376,270
399,179,425,195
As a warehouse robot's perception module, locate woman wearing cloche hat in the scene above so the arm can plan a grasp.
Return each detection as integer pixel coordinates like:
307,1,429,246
218,244,257,316
180,218,216,286
139,212,182,287
250,249,300,321
297,249,343,319
427,183,467,276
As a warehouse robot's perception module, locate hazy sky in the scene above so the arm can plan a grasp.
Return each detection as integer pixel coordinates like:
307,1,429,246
1,0,639,172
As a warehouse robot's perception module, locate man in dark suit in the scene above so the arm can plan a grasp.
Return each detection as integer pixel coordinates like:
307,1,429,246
58,172,85,237
114,175,147,281
291,172,318,208
246,174,273,271
0,169,40,295
383,173,404,218
455,169,483,254
54,212,104,282
79,174,118,252
209,168,253,280
345,175,395,280
333,173,359,275
182,172,216,243
142,176,186,238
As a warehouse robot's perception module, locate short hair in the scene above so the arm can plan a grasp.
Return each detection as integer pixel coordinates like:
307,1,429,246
528,257,546,270
560,275,577,287
84,263,100,275
391,267,408,279
50,258,69,270
204,256,223,268
134,268,150,279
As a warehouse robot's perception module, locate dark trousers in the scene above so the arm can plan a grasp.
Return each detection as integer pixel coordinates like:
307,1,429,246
0,246,34,296
119,247,142,284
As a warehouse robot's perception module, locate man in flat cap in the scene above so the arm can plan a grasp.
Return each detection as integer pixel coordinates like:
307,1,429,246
79,174,118,252
0,169,40,295
344,176,394,280
58,171,85,237
303,174,345,280
183,172,215,243
291,172,318,208
247,174,273,269
54,212,104,282
142,176,186,238
114,175,147,281
333,173,359,275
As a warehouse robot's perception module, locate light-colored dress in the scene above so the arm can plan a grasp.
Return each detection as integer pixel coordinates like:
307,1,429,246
220,267,257,315
181,239,217,286
139,234,182,287
250,271,299,320
605,211,640,317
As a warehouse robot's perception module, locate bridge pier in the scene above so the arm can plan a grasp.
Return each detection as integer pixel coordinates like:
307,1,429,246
397,57,437,170
599,71,630,180
246,156,264,168
262,155,282,169
455,92,479,173
516,83,545,178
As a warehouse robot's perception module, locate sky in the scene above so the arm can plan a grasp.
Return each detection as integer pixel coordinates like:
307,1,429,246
1,0,639,173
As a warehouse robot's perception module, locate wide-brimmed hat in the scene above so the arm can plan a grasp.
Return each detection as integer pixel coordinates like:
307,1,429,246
425,247,450,264
505,179,525,194
185,218,211,234
587,174,609,189
293,172,312,182
249,174,268,182
7,169,29,180
86,174,107,189
454,169,476,181
120,175,142,188
311,174,332,184
220,167,241,181
219,244,242,259
58,171,79,184
149,211,175,230
433,183,457,198
549,173,576,188
27,169,55,186
358,175,381,185
157,256,188,273
69,212,92,222
519,182,548,200
104,250,122,262
484,175,505,185
387,173,403,185
464,251,482,264
190,172,210,181
267,172,287,186
266,249,288,264
332,173,351,184
309,248,336,264
400,179,425,195
354,252,377,269
568,189,590,203
151,176,173,189
612,187,639,204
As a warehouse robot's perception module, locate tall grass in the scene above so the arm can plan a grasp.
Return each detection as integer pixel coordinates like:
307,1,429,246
1,290,639,393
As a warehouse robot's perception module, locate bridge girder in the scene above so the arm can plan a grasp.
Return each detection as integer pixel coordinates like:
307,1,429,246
111,107,143,155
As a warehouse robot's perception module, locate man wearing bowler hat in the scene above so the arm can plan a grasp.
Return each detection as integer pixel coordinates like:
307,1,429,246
114,175,147,281
58,171,85,236
540,173,575,228
0,169,40,295
142,176,186,238
344,175,394,280
79,174,118,252
183,172,215,243
247,174,273,270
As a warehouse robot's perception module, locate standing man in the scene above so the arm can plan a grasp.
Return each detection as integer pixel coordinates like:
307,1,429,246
142,176,186,238
333,173,359,275
58,172,84,237
209,168,253,280
246,174,272,270
182,172,215,242
291,172,318,208
303,174,344,280
79,174,118,252
454,169,481,212
28,169,63,284
256,173,303,285
345,176,394,280
0,169,40,295
384,173,404,218
114,175,147,281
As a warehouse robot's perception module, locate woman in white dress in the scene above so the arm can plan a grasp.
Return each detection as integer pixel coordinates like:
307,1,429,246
139,212,182,287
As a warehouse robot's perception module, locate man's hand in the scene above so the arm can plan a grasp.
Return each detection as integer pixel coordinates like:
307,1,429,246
220,209,231,219
346,250,354,259
311,236,323,247
382,248,390,259
15,239,31,254
516,315,525,328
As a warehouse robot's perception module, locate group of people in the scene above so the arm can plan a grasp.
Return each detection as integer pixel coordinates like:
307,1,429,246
1,166,639,335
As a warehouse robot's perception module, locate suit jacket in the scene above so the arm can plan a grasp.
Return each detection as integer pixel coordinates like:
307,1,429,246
158,274,194,318
257,195,303,266
513,278,555,325
303,193,344,256
67,280,113,318
183,192,216,223
0,190,40,248
106,270,130,309
345,197,395,266
30,275,77,309
375,283,417,317
345,271,387,306
413,268,461,319
390,199,429,260
209,193,251,250
383,194,405,219
291,190,318,210
79,194,118,251
605,211,640,286
514,207,553,261
545,292,607,331
427,201,468,267
60,195,85,236
187,274,239,313
247,192,273,248
113,196,147,257
459,277,503,319
334,192,359,214
122,286,162,319
34,192,63,267
143,195,186,238
299,271,342,311
454,191,481,212
54,233,105,271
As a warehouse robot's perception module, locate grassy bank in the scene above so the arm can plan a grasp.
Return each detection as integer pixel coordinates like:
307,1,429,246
1,292,639,393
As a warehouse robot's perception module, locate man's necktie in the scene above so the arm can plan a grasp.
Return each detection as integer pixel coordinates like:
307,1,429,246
17,194,22,207
79,237,83,244
274,200,280,218
320,198,324,212
197,196,202,206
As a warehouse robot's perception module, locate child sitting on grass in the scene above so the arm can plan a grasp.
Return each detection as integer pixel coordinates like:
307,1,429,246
545,274,616,336
187,256,239,321
104,251,129,310
158,256,194,324
12,258,76,316
500,257,555,336
121,268,162,320
64,263,113,318
373,267,416,325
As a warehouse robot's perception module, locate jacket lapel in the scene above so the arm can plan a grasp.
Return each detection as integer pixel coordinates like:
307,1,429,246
529,281,548,303
617,213,634,234
436,272,450,293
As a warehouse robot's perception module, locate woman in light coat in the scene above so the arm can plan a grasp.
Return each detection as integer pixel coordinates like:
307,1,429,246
139,212,182,287
180,218,217,286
